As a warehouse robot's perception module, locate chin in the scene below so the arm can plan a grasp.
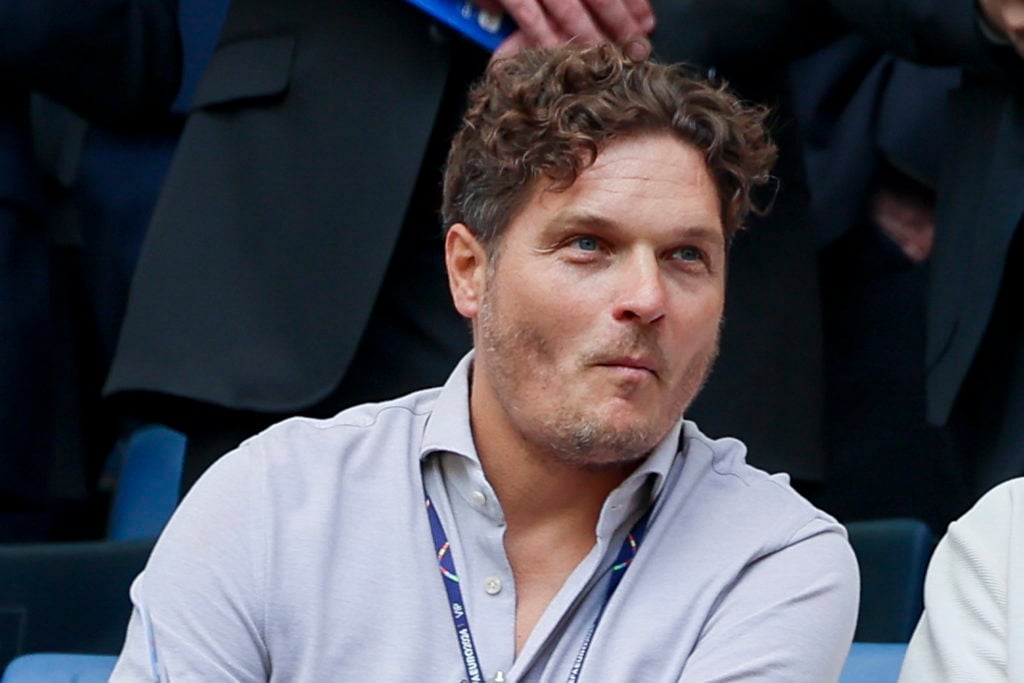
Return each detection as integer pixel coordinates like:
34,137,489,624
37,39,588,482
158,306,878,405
544,413,666,466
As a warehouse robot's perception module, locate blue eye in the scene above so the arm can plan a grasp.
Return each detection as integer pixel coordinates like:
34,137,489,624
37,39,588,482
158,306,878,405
574,236,599,251
674,246,703,261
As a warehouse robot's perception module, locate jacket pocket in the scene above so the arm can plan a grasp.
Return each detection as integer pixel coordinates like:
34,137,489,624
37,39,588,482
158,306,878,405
190,35,296,109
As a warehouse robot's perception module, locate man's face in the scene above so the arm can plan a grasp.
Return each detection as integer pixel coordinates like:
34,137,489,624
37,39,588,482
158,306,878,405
448,133,726,469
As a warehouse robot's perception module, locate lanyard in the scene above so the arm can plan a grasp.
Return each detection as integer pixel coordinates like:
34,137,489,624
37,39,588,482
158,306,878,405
424,493,652,683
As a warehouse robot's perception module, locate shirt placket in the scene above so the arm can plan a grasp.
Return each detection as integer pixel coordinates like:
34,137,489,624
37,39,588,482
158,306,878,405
509,481,655,682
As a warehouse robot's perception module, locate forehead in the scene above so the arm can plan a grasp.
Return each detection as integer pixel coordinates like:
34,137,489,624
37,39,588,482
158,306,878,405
512,134,724,242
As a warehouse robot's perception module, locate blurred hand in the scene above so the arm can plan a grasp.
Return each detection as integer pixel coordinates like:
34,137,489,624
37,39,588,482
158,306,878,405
871,186,935,264
978,0,1024,59
473,0,655,58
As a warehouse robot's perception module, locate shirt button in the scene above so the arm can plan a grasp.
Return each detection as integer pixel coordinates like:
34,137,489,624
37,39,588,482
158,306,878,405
484,576,503,595
470,490,487,507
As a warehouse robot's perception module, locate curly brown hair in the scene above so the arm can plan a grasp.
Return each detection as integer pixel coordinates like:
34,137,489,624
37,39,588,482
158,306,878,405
442,42,777,250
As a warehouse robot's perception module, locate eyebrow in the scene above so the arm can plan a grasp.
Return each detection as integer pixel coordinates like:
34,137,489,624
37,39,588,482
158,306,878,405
546,210,725,247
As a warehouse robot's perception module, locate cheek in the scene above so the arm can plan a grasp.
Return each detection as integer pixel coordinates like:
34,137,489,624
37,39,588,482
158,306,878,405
672,293,724,341
514,276,601,332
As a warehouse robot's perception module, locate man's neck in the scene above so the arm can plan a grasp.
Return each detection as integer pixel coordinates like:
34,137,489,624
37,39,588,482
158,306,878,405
468,374,638,532
477,436,634,531
469,392,640,655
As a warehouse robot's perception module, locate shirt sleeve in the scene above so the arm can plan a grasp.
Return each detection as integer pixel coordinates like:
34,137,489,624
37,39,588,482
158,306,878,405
898,479,1021,683
109,442,270,682
677,517,860,683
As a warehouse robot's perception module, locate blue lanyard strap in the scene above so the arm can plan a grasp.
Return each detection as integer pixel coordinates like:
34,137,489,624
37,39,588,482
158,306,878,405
426,496,487,683
424,494,652,683
568,507,651,682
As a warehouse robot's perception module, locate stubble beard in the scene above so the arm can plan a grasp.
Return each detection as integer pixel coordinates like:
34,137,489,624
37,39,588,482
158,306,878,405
476,282,720,470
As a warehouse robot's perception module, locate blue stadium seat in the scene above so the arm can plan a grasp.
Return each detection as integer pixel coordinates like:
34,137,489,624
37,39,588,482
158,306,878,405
0,540,153,674
839,642,908,683
107,424,186,541
0,653,117,683
845,518,935,642
0,426,182,674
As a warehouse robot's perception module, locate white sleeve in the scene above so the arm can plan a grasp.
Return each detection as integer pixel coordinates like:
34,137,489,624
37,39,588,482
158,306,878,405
109,442,270,682
678,518,860,683
898,479,1022,683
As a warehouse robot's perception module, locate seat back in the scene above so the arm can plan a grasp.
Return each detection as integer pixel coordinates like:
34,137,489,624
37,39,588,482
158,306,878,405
839,642,908,683
107,424,186,541
0,539,154,674
0,653,117,682
845,518,935,642
1,425,181,673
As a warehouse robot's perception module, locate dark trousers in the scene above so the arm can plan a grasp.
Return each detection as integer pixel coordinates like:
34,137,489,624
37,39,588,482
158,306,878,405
812,222,964,533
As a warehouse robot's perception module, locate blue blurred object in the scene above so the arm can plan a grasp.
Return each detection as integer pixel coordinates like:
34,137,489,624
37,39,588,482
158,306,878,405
107,425,186,541
839,642,908,683
0,653,117,683
405,0,515,50
173,0,230,112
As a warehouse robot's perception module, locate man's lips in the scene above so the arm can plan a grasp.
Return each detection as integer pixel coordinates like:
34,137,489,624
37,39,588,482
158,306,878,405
594,356,659,378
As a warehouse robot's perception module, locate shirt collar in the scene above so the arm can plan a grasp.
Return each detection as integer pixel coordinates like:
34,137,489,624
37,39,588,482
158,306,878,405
625,419,683,503
420,351,480,463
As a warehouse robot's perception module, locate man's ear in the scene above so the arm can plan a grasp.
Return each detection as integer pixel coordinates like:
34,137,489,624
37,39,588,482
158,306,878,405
445,223,488,319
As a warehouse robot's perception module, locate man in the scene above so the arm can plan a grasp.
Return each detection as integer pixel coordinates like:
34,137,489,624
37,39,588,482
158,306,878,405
111,44,858,682
106,0,832,500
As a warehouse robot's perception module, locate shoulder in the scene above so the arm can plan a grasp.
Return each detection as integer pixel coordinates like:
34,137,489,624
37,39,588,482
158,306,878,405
649,422,856,595
953,476,1024,533
630,424,857,681
159,386,445,572
194,387,443,505
898,478,1024,681
247,387,440,458
677,422,842,544
928,477,1024,589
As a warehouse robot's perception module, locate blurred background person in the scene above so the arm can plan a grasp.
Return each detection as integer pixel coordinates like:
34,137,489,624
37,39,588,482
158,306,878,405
0,0,181,540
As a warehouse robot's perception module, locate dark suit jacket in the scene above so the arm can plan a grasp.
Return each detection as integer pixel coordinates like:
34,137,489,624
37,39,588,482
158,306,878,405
106,0,464,416
819,0,1024,425
927,80,1024,425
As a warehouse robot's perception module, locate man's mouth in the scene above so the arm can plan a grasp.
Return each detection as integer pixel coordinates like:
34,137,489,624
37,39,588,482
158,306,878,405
594,355,659,379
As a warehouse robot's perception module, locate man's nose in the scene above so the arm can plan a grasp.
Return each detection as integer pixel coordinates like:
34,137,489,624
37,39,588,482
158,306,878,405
611,253,666,325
